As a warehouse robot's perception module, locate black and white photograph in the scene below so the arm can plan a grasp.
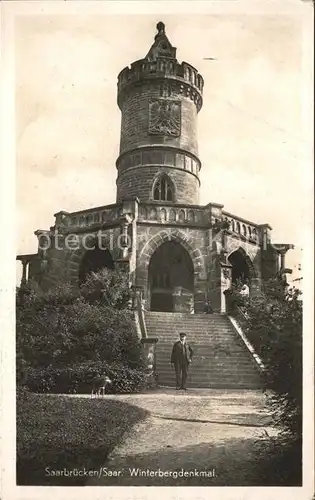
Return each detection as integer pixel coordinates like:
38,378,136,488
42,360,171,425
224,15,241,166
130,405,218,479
1,1,314,499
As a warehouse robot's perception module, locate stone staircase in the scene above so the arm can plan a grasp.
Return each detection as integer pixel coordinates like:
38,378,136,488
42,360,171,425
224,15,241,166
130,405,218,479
145,312,262,389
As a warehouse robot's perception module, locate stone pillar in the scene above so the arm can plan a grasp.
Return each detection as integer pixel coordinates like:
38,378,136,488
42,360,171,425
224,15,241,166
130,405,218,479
258,224,272,251
207,255,221,313
279,250,286,271
131,285,146,310
261,244,279,280
21,260,28,287
194,277,207,314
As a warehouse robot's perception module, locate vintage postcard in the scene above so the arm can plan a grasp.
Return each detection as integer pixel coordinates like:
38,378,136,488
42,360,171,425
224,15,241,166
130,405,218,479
1,1,314,499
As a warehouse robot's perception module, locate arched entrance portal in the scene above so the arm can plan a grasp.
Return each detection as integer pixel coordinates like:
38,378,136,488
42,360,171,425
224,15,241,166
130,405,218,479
228,248,253,285
148,240,194,312
79,246,114,284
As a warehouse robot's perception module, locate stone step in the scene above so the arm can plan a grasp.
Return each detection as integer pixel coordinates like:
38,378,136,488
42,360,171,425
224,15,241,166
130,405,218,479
155,337,245,342
156,353,255,360
155,379,262,388
157,368,261,375
145,311,262,389
156,381,261,388
158,358,257,364
157,348,250,352
157,372,258,377
150,334,239,338
156,371,259,378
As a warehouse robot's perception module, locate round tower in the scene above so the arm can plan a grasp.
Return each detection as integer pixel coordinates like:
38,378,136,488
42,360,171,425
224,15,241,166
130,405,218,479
116,22,204,205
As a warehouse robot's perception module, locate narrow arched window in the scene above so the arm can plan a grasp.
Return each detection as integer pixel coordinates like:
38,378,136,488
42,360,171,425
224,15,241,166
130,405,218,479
153,175,174,202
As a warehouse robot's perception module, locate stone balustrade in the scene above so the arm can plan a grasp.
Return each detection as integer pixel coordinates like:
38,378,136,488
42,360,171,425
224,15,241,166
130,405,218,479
221,211,260,244
52,204,262,247
138,203,204,225
53,204,122,230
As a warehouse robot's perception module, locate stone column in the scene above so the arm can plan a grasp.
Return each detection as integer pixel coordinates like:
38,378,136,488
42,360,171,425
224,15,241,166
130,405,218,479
21,259,28,287
279,250,286,271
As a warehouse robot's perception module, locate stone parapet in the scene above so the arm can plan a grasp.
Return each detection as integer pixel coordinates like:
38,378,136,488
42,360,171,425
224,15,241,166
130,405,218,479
138,202,204,226
222,211,260,244
52,204,123,232
117,59,203,112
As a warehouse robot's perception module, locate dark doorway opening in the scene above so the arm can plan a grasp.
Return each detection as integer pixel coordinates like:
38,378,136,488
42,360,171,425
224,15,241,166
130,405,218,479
148,240,194,312
79,246,114,284
228,249,252,284
150,292,174,312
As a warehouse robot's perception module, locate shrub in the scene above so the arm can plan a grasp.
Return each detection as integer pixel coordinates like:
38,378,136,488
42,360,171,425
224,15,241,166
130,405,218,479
242,279,302,442
224,280,246,311
24,361,147,394
16,269,146,395
17,301,143,368
80,267,131,308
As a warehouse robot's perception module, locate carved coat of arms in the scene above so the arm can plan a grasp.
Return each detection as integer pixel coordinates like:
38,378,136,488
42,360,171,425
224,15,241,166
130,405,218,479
149,99,181,137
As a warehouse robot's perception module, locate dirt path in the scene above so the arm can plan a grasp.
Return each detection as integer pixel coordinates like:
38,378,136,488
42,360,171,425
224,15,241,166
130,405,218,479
83,389,277,486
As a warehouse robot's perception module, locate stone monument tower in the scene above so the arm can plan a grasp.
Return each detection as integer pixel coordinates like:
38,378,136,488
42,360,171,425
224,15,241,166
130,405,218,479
17,22,293,316
116,21,203,205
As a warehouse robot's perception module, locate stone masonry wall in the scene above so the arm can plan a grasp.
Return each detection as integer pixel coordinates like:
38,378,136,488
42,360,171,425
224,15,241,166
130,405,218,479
39,227,121,290
116,166,200,205
119,82,198,157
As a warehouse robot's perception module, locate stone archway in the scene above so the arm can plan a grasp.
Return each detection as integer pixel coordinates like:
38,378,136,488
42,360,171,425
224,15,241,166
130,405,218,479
137,229,206,312
227,247,255,286
79,246,114,284
148,240,194,312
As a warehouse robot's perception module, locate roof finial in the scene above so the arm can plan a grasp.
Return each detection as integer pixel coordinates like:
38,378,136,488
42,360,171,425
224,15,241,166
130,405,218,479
156,21,165,35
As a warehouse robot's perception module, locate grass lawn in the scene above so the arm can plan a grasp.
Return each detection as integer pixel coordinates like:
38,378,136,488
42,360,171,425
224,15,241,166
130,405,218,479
16,391,149,485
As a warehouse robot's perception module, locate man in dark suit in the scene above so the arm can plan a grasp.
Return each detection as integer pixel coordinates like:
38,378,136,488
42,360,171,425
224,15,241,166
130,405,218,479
171,332,193,390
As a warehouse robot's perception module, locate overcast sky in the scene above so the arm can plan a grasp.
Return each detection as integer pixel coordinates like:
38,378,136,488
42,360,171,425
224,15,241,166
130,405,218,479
15,8,311,282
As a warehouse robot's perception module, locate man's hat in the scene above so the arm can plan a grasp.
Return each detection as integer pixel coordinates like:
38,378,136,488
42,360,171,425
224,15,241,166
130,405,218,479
179,332,186,337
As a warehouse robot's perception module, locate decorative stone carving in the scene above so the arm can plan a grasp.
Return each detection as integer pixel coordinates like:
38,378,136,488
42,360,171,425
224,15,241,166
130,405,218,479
169,209,176,222
188,210,195,223
178,209,186,222
160,208,167,222
149,207,157,220
139,206,148,219
149,99,181,137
